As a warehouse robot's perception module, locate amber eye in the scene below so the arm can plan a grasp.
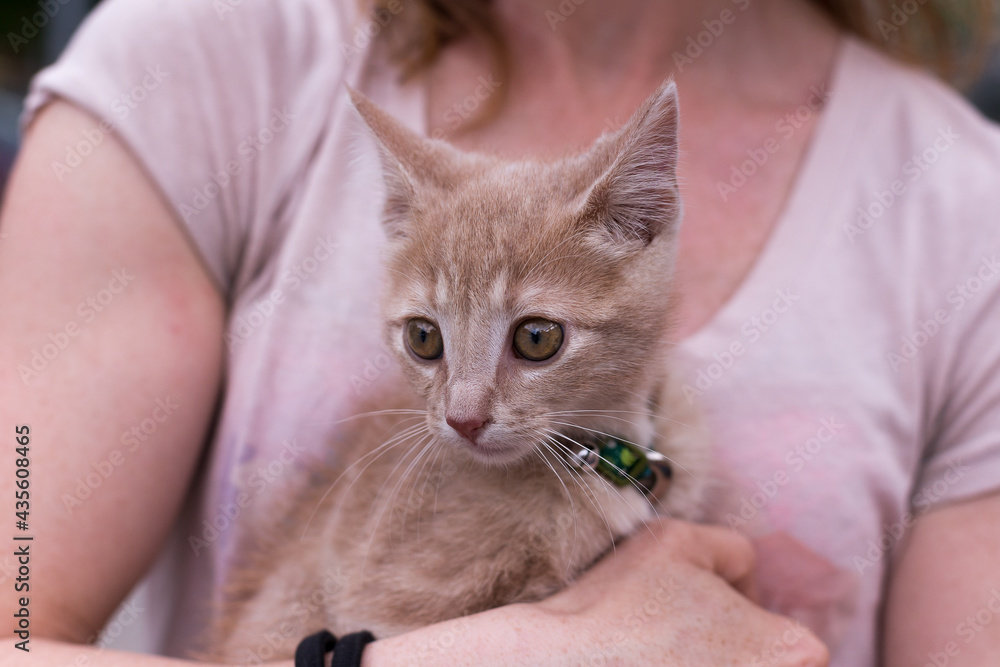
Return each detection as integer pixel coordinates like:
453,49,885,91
513,318,564,361
406,318,444,360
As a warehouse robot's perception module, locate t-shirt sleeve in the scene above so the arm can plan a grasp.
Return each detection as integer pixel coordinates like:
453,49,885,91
914,178,1000,511
21,0,352,295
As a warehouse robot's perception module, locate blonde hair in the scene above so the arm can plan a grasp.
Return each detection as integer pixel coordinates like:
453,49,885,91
372,0,996,85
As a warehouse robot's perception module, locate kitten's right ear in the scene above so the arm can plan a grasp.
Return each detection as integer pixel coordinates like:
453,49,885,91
348,87,460,237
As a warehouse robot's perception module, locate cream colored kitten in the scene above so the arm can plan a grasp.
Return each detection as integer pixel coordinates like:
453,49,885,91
200,80,708,663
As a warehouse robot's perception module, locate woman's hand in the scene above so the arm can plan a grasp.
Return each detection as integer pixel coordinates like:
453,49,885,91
362,518,829,666
535,518,830,665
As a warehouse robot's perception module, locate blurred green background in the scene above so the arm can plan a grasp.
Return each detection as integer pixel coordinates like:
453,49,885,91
0,0,997,194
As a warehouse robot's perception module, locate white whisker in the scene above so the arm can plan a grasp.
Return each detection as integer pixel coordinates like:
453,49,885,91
530,434,586,568
300,409,425,430
539,437,608,561
301,421,429,538
545,408,693,430
539,436,619,554
548,420,696,480
361,433,436,568
543,429,659,541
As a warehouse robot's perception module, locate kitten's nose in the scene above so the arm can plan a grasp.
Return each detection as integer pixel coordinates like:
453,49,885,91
446,415,488,442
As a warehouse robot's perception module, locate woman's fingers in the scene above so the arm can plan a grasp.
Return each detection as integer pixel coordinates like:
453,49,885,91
695,524,759,601
651,519,758,600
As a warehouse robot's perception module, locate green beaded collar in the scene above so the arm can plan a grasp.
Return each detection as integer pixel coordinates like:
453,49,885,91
571,435,673,498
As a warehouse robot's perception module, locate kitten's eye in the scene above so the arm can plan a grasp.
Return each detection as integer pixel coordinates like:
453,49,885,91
513,318,564,361
406,318,444,360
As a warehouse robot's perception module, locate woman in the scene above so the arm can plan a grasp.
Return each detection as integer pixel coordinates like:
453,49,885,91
1,0,999,664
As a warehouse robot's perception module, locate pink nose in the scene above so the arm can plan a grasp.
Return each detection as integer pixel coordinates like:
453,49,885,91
447,416,488,442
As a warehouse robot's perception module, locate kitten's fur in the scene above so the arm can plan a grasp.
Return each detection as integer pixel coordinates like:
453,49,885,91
200,81,709,662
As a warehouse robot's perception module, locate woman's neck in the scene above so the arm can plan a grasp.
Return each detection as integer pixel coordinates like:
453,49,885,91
491,0,839,104
429,0,840,156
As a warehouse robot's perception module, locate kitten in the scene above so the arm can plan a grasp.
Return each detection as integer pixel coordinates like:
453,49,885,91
201,80,709,662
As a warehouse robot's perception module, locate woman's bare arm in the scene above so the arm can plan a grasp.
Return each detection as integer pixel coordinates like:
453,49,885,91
884,491,1000,666
0,100,225,655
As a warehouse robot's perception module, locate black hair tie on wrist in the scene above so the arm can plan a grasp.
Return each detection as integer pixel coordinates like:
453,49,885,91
331,631,376,667
295,629,376,667
295,630,336,667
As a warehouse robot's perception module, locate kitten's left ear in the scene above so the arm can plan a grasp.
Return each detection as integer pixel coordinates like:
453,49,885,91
581,80,681,246
348,86,461,237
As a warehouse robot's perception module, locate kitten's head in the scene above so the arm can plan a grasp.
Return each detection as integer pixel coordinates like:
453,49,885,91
351,82,682,466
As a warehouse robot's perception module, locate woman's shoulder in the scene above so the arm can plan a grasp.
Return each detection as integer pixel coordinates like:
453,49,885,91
27,0,367,155
844,37,1000,194
830,35,1000,274
61,0,360,78
23,0,367,295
